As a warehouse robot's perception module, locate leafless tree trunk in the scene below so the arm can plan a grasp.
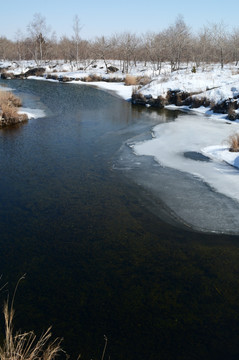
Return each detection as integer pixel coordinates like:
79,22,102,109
207,22,229,69
72,15,82,68
164,15,191,71
230,28,239,66
91,36,111,73
27,13,51,66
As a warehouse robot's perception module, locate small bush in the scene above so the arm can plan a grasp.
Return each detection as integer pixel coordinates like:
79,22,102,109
0,91,27,127
0,104,28,127
1,104,19,120
227,133,239,152
0,91,22,108
125,75,138,86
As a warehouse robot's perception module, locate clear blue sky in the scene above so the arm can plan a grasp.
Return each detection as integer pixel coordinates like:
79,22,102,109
1,0,239,40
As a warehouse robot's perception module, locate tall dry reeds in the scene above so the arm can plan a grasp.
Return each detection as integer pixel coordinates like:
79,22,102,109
227,133,239,152
0,276,64,360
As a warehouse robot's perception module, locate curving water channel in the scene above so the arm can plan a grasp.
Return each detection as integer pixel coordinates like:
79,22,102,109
0,79,239,360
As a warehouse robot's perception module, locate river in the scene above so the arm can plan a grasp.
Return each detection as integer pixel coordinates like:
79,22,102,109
0,79,239,360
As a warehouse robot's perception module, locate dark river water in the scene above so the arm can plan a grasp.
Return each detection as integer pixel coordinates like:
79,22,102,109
0,79,239,360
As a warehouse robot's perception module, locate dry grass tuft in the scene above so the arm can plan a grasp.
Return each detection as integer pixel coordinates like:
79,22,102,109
84,74,103,82
0,91,22,108
1,104,28,125
125,75,138,86
0,276,64,360
1,104,19,120
0,91,28,127
227,133,239,152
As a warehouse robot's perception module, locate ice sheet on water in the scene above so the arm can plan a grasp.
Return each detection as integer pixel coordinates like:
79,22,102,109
115,114,239,234
0,84,14,92
19,107,46,119
133,114,239,201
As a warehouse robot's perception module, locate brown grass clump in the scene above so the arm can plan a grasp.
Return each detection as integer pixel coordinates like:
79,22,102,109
0,91,22,108
1,104,28,126
84,74,103,82
0,276,64,360
227,133,239,152
125,75,138,86
0,91,27,127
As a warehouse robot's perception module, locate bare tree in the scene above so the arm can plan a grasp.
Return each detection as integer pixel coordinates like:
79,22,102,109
142,31,168,73
72,15,82,68
27,13,51,65
164,15,191,71
0,37,16,60
118,32,139,73
206,22,229,68
229,28,239,66
14,30,26,61
191,27,214,68
91,36,111,72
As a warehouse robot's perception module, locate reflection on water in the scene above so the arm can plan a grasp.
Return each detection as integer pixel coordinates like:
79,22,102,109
0,79,239,360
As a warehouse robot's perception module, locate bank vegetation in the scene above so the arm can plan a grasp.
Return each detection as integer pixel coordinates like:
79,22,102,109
0,91,28,127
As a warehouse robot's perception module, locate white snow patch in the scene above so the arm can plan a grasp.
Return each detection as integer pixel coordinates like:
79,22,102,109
70,80,133,100
202,145,239,169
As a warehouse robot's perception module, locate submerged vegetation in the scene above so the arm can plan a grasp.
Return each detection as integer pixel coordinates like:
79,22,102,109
0,91,28,127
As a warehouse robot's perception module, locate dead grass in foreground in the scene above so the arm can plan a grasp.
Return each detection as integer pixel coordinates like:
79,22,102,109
0,276,64,360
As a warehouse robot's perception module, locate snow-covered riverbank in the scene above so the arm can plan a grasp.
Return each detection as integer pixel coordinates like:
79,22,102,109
1,59,239,206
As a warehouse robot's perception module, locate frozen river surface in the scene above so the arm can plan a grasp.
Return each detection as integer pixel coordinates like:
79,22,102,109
118,114,239,234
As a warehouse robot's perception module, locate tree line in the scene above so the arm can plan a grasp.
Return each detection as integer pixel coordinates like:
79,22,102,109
1,13,239,72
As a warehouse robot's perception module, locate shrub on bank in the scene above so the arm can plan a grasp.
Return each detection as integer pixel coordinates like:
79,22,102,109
0,91,28,128
0,91,22,108
125,75,151,86
125,75,138,86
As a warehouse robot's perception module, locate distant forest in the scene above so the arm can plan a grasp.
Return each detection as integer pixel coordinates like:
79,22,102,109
1,13,239,71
